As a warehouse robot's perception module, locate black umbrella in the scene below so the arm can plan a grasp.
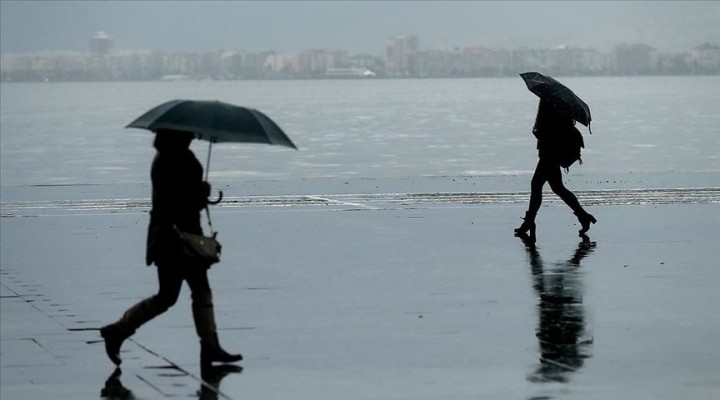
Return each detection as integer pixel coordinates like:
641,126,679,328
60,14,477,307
126,99,297,179
520,72,592,131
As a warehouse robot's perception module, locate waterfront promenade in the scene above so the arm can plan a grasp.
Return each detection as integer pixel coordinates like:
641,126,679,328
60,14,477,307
2,175,719,399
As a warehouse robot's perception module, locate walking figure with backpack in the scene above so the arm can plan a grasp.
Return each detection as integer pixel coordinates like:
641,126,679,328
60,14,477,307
515,72,597,241
514,99,596,241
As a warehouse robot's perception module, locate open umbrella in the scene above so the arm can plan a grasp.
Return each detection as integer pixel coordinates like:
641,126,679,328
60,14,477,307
126,99,297,179
520,72,592,131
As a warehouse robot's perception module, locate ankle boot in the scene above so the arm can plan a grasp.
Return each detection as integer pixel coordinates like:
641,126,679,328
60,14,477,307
514,211,536,239
575,211,597,235
100,323,132,366
201,333,243,367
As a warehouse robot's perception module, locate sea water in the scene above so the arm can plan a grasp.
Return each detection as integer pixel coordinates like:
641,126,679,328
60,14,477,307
1,76,719,187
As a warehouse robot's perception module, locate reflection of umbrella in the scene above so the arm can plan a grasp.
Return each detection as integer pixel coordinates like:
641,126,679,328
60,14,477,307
126,99,297,178
520,72,592,130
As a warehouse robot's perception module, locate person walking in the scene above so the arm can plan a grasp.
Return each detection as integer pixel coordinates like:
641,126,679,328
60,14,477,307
100,129,242,368
514,100,596,240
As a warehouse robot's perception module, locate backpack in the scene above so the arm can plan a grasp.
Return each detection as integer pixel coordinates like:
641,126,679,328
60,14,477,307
557,125,585,171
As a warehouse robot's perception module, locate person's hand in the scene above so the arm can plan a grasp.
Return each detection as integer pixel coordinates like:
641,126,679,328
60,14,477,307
200,181,211,198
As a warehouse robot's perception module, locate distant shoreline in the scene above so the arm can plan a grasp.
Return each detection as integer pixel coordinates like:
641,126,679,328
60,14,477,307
2,73,719,84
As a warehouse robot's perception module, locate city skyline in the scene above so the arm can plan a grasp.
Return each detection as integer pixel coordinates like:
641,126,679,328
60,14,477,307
3,35,717,82
2,1,719,56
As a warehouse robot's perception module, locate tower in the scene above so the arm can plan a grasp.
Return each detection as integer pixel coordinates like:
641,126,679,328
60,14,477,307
90,31,112,55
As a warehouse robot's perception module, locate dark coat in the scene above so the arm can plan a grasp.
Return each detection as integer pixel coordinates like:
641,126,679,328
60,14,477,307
533,101,576,163
145,147,209,266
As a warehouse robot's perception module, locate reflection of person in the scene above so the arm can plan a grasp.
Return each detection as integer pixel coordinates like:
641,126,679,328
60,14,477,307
100,364,242,400
515,100,596,240
520,235,595,383
100,129,242,368
198,365,244,400
101,368,134,400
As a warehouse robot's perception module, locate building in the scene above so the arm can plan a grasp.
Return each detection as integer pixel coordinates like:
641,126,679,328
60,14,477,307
386,34,419,76
157,52,197,76
347,54,384,75
297,49,348,78
512,47,557,74
612,43,656,75
692,43,720,73
460,47,511,76
409,49,452,77
90,31,112,55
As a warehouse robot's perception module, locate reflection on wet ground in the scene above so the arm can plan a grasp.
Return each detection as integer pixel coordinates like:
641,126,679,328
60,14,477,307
100,364,243,400
101,368,134,400
198,365,244,400
519,233,596,384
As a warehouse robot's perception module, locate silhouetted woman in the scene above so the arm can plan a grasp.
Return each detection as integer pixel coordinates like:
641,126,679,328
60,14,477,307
515,100,596,239
100,129,242,368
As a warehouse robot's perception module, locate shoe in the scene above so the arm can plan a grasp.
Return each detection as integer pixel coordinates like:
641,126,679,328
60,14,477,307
514,212,536,240
201,333,243,368
100,324,128,366
575,211,597,235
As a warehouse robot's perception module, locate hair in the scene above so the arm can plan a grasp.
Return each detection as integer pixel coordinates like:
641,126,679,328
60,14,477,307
534,100,573,133
153,129,195,152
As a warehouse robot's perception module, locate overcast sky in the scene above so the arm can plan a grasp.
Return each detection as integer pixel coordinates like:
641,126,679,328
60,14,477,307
1,1,718,55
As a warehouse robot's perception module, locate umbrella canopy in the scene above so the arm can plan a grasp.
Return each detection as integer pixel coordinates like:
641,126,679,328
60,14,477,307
520,72,592,129
126,99,297,149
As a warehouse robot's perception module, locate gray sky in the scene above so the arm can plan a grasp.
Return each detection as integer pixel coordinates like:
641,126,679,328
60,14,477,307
1,1,718,55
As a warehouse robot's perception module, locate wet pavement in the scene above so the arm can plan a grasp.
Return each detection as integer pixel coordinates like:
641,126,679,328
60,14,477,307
2,175,719,399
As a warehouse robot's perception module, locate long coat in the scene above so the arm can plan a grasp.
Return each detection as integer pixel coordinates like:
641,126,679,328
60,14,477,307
145,148,209,266
532,101,577,163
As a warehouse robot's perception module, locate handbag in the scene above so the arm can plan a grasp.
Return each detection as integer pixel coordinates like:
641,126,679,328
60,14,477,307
172,189,224,265
173,225,221,264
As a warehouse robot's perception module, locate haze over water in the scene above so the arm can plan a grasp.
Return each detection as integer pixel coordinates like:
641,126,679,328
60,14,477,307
1,76,719,187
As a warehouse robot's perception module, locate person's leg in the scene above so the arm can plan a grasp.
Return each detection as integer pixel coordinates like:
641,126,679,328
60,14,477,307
546,164,596,234
545,163,583,213
186,266,242,366
528,160,549,218
516,160,548,238
186,266,216,339
116,265,183,331
100,266,183,365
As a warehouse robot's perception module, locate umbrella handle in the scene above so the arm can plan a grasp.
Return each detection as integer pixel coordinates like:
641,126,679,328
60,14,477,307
208,190,224,205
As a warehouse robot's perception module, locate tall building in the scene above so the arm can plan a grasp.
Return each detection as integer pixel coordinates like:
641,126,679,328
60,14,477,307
386,34,419,76
90,31,112,55
612,43,655,75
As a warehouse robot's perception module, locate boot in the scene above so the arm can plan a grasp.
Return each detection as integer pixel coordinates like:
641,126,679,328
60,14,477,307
193,291,242,367
575,211,597,235
100,295,163,366
514,211,536,241
100,323,133,366
201,333,243,368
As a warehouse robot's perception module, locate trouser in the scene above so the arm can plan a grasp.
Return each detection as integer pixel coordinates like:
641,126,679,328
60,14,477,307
527,158,585,219
115,264,216,339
